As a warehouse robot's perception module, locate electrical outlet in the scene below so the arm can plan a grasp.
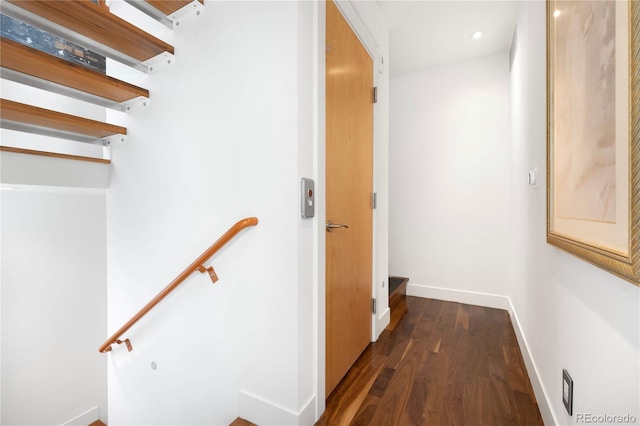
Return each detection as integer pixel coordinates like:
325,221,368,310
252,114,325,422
563,369,573,415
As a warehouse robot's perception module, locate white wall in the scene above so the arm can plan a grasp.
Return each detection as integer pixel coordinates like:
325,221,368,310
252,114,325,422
0,1,389,424
509,2,640,424
105,2,305,424
389,53,511,297
0,187,107,425
106,0,389,420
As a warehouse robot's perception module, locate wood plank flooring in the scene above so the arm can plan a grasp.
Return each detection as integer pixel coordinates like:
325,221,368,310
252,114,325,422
316,297,543,426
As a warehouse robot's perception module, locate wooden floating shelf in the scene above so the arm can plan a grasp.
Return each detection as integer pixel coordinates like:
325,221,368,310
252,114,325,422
4,0,174,64
0,38,149,109
0,99,127,144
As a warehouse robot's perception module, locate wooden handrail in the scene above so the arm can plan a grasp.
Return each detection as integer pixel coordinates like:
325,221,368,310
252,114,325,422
98,217,258,353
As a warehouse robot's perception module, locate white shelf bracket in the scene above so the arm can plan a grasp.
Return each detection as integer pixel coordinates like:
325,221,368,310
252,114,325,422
99,133,126,161
142,52,175,74
102,143,112,161
119,96,150,113
168,0,205,30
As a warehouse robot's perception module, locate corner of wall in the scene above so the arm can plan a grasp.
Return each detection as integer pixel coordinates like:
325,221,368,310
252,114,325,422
60,407,100,426
239,390,315,426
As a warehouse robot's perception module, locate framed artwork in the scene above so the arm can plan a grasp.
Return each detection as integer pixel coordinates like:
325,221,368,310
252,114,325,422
547,0,639,285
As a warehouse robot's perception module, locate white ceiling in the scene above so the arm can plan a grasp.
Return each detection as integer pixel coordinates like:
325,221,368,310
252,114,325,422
377,0,521,76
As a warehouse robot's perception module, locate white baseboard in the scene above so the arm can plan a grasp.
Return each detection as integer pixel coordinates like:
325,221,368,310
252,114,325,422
239,390,316,425
298,395,316,426
374,306,391,341
506,299,558,426
407,283,510,310
407,283,555,425
60,406,99,426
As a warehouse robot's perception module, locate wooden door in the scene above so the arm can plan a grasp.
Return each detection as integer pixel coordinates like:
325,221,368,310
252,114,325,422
325,0,374,398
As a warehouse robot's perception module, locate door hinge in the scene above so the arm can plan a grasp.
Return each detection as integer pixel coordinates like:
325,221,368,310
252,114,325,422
372,298,377,314
373,86,378,103
372,192,377,209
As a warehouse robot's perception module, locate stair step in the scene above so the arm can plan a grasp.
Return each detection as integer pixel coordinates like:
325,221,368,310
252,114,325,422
2,0,174,71
0,146,111,164
145,0,203,16
1,98,126,144
389,276,408,305
124,0,205,30
388,276,408,331
0,38,149,110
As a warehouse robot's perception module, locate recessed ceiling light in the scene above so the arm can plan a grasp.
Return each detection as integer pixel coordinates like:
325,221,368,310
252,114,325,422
470,31,484,40
553,9,562,18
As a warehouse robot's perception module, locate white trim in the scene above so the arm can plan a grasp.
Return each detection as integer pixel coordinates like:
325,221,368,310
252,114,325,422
407,284,555,425
407,283,510,310
239,390,315,426
0,183,107,195
377,306,390,337
298,395,317,426
506,299,558,426
315,1,327,419
333,1,381,68
60,406,100,426
0,151,110,189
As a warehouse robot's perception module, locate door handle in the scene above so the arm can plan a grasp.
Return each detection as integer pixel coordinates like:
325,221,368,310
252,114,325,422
326,220,349,232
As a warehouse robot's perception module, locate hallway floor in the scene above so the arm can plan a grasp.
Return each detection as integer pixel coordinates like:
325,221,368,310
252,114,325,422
317,297,544,425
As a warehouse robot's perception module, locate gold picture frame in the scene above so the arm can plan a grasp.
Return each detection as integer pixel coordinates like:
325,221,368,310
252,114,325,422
547,0,639,286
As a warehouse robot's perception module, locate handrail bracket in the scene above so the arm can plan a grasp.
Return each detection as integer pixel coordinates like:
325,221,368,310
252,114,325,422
115,338,133,352
197,264,219,284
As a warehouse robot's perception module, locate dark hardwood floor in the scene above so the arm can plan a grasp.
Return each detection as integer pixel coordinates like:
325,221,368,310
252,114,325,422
317,297,543,426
